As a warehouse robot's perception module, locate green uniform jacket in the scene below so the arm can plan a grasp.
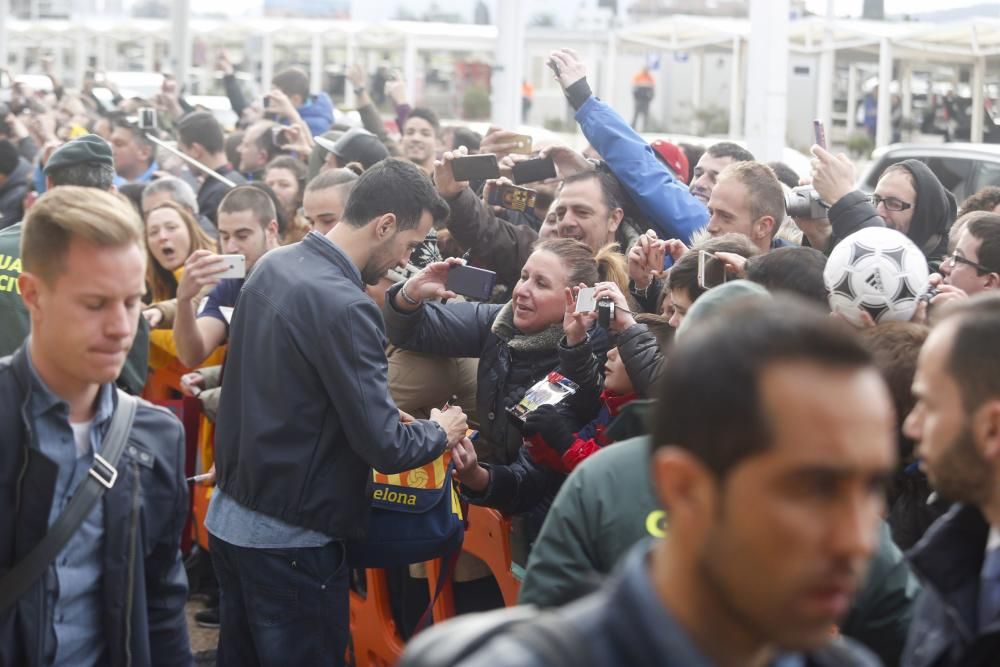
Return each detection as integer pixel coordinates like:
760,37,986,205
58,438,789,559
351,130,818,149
0,222,149,395
520,436,921,667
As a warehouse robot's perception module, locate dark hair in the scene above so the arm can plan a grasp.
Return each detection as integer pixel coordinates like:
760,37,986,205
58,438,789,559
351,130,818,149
224,131,243,169
678,142,704,183
746,246,828,306
405,107,440,134
858,321,937,550
959,185,1000,217
47,162,115,190
341,158,449,231
666,233,760,301
653,298,874,478
110,113,156,165
451,127,482,152
767,160,801,189
272,67,310,101
635,312,674,349
706,141,754,163
116,183,146,216
306,166,360,194
219,184,277,231
177,111,225,155
246,182,287,237
940,292,1000,412
561,170,626,216
718,161,785,235
965,213,1000,274
266,155,307,191
252,121,282,162
0,140,18,176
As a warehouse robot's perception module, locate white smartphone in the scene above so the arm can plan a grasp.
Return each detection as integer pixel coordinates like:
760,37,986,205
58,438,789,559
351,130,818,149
216,254,246,279
575,286,597,313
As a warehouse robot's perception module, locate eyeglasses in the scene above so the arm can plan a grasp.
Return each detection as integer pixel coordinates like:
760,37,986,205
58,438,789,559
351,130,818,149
868,194,912,212
944,253,996,275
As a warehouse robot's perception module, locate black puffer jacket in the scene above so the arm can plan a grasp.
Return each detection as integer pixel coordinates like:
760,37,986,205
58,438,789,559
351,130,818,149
384,284,609,465
615,323,664,399
828,159,955,266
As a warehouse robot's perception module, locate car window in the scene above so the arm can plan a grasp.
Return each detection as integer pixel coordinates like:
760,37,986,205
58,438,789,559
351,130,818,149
973,160,1000,194
923,157,973,202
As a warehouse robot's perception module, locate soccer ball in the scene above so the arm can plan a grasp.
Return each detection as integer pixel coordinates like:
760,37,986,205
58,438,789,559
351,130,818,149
824,227,930,326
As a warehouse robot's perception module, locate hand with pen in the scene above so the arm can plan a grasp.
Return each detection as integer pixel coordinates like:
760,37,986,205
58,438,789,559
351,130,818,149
429,398,468,450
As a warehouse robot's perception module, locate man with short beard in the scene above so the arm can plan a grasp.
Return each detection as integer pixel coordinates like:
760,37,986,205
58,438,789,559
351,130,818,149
400,108,440,175
207,159,470,666
901,292,1000,667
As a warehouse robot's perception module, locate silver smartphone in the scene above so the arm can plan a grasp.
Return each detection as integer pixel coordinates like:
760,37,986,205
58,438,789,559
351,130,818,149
575,287,597,313
216,254,246,279
697,251,727,290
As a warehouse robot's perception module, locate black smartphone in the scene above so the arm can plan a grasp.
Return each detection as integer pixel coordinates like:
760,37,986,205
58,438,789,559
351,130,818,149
512,157,557,185
446,264,497,301
450,154,501,182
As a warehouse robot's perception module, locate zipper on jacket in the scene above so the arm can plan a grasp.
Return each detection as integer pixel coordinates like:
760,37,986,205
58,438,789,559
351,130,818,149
123,462,141,667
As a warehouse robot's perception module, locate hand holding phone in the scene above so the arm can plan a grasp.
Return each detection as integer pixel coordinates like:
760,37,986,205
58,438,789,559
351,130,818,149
215,254,246,280
813,119,827,150
450,154,501,182
512,157,557,185
445,264,497,302
697,251,727,290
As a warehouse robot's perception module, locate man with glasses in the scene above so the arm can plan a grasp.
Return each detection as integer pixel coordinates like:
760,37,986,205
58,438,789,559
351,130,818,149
809,152,956,265
941,213,1000,296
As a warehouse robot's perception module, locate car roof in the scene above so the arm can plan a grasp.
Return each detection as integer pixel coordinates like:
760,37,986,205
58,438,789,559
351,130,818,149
871,142,1000,162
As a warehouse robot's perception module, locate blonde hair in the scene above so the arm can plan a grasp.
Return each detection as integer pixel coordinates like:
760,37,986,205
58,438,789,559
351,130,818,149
533,238,629,295
145,200,216,303
22,186,144,283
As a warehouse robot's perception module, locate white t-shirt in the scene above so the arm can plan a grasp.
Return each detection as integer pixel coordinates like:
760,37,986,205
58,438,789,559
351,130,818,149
69,419,93,459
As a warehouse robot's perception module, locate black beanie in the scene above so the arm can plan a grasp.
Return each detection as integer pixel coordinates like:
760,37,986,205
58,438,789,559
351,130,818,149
896,159,956,256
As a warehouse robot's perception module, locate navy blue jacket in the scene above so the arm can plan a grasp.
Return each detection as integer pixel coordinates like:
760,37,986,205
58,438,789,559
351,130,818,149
903,504,1000,667
0,345,191,667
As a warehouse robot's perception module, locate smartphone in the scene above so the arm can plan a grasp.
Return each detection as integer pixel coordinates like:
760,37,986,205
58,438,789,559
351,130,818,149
547,59,561,78
137,107,157,131
697,251,727,290
813,119,827,150
263,94,271,109
574,287,597,313
271,125,290,147
509,134,533,155
512,157,557,185
216,254,246,280
486,183,537,212
446,264,497,301
450,154,501,182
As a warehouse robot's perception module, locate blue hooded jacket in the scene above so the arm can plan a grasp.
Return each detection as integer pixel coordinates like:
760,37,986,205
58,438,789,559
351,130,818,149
297,92,336,137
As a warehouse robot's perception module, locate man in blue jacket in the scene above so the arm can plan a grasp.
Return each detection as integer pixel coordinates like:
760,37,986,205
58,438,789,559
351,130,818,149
549,48,714,245
208,158,470,666
901,292,1000,667
271,67,335,137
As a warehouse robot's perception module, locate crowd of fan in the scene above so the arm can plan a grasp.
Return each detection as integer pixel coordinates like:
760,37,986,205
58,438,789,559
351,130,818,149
2,44,1000,667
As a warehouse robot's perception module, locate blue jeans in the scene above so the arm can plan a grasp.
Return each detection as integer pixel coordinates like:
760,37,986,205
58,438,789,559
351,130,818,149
209,535,349,667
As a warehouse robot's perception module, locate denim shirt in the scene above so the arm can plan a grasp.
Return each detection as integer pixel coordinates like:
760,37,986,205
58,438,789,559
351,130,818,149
26,348,113,666
112,160,159,188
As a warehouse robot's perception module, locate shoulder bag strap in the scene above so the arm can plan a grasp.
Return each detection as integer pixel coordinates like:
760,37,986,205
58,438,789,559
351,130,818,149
0,389,137,613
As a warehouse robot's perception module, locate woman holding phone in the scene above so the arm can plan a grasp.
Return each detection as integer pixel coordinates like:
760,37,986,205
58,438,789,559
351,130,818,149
383,238,627,466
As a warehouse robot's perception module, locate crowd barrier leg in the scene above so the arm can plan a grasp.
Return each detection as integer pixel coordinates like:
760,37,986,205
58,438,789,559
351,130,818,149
348,569,406,667
191,415,215,552
459,505,521,606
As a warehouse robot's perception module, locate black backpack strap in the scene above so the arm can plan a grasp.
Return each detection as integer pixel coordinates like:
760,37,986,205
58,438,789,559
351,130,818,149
0,389,137,613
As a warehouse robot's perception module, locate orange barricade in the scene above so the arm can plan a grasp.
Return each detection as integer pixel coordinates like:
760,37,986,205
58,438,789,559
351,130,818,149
348,569,406,667
190,415,215,552
348,504,521,667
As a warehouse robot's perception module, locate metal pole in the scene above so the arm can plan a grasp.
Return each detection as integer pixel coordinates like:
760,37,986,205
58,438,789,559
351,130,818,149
728,36,743,138
815,1,836,139
971,57,986,143
310,32,323,95
345,31,357,108
875,37,892,148
491,0,525,129
846,64,858,133
170,0,191,83
0,0,9,77
403,34,418,106
745,0,789,162
690,52,703,135
146,133,236,188
261,33,274,93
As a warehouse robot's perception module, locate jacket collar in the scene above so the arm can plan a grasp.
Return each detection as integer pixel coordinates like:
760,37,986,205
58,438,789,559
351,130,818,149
908,504,990,593
302,230,364,289
490,301,564,352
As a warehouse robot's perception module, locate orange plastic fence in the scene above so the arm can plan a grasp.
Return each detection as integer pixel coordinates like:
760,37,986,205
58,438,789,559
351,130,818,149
190,415,215,552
